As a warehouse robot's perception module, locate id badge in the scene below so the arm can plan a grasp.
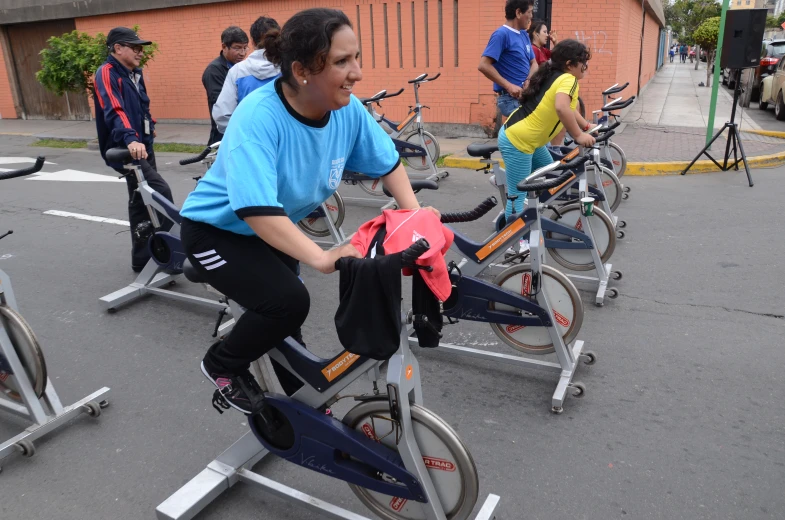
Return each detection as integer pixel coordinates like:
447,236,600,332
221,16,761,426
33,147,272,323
144,119,151,135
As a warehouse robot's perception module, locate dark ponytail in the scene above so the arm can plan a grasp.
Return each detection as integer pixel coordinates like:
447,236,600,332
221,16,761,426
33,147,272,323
263,8,352,91
520,39,591,103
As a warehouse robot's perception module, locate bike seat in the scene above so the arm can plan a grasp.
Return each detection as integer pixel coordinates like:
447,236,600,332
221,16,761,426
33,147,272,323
382,179,438,197
182,259,205,284
106,147,132,164
466,143,499,158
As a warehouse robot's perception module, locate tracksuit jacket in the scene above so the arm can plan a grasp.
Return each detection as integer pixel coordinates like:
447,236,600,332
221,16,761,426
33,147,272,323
94,55,155,169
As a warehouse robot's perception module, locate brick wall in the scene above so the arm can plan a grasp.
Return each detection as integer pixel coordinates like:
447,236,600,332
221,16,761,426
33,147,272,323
1,0,662,128
0,39,17,118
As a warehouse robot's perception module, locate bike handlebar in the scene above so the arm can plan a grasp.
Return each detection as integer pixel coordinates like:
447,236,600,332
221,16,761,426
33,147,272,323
408,72,440,84
440,196,498,224
0,156,45,181
601,96,635,112
518,169,578,193
602,82,629,95
401,238,432,271
593,130,615,145
179,146,212,165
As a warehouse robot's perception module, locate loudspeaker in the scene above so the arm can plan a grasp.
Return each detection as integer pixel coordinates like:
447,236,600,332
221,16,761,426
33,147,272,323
720,9,767,69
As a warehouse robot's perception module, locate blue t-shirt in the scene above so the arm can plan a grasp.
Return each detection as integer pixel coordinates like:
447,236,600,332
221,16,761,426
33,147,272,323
482,25,535,93
181,79,400,235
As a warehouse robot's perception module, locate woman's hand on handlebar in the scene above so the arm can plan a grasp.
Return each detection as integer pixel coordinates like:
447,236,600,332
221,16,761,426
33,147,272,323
420,206,441,220
314,243,362,274
575,133,596,147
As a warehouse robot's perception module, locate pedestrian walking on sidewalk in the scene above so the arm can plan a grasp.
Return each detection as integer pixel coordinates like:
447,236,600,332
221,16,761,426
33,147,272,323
669,46,675,63
94,27,174,272
680,44,687,63
202,26,249,146
478,0,539,129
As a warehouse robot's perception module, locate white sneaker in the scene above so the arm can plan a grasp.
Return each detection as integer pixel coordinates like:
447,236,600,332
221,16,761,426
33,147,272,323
519,239,530,254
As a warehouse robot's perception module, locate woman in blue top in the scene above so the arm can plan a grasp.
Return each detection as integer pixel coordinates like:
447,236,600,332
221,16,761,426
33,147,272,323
180,8,438,415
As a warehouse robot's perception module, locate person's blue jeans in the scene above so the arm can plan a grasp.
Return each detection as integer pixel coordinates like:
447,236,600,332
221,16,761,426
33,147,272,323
497,92,520,118
498,126,554,219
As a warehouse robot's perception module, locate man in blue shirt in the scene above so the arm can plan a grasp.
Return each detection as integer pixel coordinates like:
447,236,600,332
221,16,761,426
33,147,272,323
478,0,538,119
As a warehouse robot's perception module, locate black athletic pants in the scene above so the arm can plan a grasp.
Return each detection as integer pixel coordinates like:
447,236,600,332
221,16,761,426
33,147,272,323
112,151,175,268
180,218,308,395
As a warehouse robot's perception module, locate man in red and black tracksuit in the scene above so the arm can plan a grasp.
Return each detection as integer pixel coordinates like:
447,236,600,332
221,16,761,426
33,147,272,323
94,27,174,272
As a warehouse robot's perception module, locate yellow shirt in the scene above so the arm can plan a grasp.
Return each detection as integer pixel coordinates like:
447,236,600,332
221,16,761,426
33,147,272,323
504,72,580,154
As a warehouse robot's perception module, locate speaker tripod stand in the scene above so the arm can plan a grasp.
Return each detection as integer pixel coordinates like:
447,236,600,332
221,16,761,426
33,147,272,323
681,69,754,187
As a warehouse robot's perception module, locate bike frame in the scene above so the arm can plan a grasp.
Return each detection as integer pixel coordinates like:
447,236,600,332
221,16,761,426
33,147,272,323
157,307,501,520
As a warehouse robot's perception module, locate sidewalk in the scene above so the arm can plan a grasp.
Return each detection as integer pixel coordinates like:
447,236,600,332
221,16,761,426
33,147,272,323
443,60,785,174
0,117,476,157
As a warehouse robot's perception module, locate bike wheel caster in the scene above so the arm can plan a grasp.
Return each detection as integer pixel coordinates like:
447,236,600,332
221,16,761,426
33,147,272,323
622,192,630,200
616,230,625,239
570,382,586,398
581,351,598,365
618,220,627,228
169,280,177,287
107,308,116,314
551,406,564,414
623,186,631,193
612,270,623,281
99,400,110,408
608,288,619,299
15,439,35,458
83,401,102,417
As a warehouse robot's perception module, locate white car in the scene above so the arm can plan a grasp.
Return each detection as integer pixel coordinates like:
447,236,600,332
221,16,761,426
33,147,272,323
758,59,785,120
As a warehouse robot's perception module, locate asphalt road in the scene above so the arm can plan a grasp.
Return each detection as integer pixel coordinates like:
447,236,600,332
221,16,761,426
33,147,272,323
0,135,783,520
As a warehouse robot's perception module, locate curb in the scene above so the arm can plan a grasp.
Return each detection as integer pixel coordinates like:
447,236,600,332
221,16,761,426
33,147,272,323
443,132,785,175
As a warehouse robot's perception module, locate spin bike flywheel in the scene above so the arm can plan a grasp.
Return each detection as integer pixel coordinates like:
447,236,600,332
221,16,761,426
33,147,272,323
297,192,346,238
342,400,479,520
546,204,616,272
591,166,623,212
489,263,584,355
0,304,47,401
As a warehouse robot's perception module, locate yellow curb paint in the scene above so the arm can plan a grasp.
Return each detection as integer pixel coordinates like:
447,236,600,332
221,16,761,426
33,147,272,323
746,129,785,139
443,138,785,176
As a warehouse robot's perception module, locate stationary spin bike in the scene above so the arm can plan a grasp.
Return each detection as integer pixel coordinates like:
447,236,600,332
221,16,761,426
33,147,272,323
1,158,110,470
157,240,501,520
408,159,599,411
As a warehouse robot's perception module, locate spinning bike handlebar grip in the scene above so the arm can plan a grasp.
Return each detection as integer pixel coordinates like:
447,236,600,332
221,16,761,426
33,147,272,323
0,156,45,181
594,130,615,144
440,196,499,224
381,88,405,99
518,170,576,193
425,72,441,82
604,121,621,131
401,238,432,270
602,81,629,95
179,147,212,165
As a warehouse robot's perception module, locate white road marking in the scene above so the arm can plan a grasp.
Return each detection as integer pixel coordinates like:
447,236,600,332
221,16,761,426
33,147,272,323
28,169,124,182
43,210,129,226
0,157,57,165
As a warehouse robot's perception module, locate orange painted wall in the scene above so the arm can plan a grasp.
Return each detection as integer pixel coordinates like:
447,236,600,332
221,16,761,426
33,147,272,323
1,0,663,128
0,40,17,119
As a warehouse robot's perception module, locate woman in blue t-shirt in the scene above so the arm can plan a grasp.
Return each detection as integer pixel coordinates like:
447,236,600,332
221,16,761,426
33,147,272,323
179,8,439,415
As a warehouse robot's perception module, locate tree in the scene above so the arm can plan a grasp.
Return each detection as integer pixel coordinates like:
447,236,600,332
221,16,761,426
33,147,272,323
36,26,158,99
666,0,721,46
694,16,721,87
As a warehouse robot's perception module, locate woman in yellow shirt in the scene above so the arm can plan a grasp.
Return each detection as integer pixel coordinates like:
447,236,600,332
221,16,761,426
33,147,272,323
498,39,596,222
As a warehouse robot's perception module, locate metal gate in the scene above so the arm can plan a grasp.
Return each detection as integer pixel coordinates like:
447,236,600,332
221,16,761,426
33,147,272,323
6,19,91,120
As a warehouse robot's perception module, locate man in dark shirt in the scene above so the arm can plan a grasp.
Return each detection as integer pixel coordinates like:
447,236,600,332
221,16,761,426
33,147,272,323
202,26,248,146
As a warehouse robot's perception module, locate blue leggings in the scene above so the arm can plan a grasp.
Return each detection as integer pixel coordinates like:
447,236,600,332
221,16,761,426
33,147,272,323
498,127,554,218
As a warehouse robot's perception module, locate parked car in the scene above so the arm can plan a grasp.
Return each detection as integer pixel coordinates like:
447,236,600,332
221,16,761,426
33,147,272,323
722,39,785,99
758,59,785,120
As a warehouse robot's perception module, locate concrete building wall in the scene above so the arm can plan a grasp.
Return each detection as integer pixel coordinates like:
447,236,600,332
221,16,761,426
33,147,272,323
0,0,664,132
